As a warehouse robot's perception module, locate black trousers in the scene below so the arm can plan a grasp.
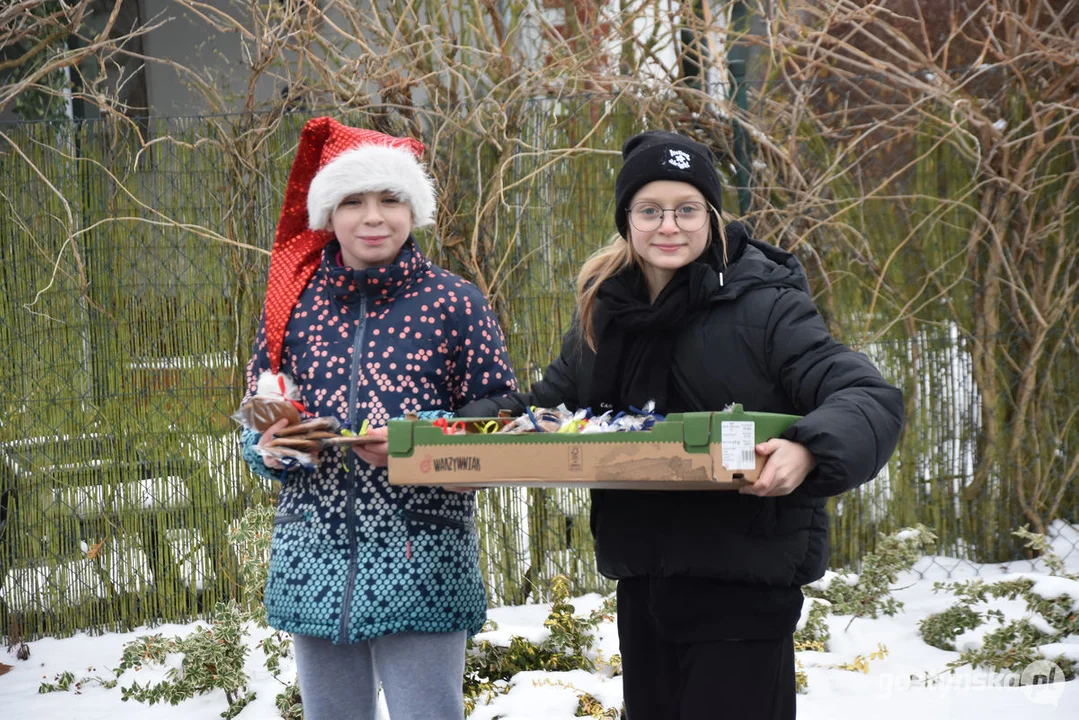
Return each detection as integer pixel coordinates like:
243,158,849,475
617,578,797,720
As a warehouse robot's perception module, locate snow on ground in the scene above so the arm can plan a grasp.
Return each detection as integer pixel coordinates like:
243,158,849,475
3,524,1079,719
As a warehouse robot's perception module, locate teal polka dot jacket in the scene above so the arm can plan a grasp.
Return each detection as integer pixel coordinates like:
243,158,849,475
241,238,517,644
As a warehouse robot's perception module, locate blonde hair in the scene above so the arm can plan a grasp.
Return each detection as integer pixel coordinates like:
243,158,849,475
575,205,727,351
575,234,639,351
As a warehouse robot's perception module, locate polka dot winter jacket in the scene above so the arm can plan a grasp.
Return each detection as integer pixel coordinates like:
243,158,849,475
240,238,517,644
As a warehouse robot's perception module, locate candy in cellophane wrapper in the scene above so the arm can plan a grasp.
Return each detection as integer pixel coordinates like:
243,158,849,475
498,405,576,434
497,401,663,435
254,443,318,470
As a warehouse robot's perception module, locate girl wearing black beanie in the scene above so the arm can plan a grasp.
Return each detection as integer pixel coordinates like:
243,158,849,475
460,130,904,720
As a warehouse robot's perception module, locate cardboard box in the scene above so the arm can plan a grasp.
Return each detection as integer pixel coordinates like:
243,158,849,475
387,405,801,490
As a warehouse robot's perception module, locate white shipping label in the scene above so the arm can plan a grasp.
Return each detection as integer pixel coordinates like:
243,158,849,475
721,421,757,470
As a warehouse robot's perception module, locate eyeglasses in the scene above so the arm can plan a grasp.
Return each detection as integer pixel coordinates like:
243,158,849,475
627,202,709,232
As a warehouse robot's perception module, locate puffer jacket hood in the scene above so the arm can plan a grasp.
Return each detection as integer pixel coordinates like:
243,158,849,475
706,221,812,298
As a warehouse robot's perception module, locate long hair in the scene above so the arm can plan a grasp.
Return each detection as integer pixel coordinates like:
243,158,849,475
575,205,727,351
575,233,638,351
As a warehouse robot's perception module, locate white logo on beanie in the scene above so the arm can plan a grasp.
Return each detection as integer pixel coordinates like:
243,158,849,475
666,148,692,170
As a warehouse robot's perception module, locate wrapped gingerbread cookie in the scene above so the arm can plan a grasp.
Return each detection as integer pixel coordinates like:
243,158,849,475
233,372,320,468
234,372,383,469
233,371,307,432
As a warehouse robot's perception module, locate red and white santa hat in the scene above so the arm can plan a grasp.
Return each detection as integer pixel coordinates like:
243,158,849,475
306,120,436,230
260,116,436,374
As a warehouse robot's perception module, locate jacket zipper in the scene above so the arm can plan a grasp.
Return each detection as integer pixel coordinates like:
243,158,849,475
346,295,368,434
400,509,473,531
338,295,368,645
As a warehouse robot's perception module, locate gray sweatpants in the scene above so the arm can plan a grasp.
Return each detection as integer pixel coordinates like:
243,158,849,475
292,631,468,720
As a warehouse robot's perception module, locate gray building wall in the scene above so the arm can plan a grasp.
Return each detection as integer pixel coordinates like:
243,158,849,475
140,0,278,117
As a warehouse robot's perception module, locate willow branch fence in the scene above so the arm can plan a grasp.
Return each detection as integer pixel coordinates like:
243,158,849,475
1,106,1075,641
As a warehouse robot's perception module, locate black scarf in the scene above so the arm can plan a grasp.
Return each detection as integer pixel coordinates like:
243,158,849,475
587,263,718,415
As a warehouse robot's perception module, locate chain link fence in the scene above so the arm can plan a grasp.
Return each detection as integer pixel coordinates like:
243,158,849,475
1,105,1075,641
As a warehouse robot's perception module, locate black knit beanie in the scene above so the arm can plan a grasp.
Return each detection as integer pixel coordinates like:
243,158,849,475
614,130,723,239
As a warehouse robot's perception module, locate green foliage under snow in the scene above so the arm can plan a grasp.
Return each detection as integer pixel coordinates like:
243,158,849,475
464,574,620,715
918,527,1079,680
804,524,937,618
35,517,1077,717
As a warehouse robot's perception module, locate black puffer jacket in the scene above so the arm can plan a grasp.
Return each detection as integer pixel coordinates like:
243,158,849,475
462,224,904,594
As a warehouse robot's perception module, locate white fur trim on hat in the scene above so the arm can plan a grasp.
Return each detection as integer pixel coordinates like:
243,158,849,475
307,145,437,231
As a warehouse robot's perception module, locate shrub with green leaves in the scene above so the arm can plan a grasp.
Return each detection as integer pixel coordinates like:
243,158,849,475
114,600,255,719
923,579,1078,679
38,670,86,694
464,575,618,714
576,691,620,718
794,598,832,650
918,604,982,651
108,504,298,718
804,525,936,618
275,680,303,719
36,604,260,716
919,528,1079,680
230,503,277,622
1012,525,1078,580
35,520,1075,715
37,504,296,718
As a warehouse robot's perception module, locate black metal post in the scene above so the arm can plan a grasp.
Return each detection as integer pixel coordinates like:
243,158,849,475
728,1,754,217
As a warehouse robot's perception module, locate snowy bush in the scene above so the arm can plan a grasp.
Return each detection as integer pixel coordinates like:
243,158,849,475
918,603,982,651
31,518,1077,717
919,528,1079,680
575,691,620,718
36,505,294,718
804,525,937,618
464,575,619,714
795,598,832,649
113,600,255,718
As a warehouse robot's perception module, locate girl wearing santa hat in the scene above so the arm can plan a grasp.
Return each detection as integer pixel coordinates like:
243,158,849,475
240,117,517,719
